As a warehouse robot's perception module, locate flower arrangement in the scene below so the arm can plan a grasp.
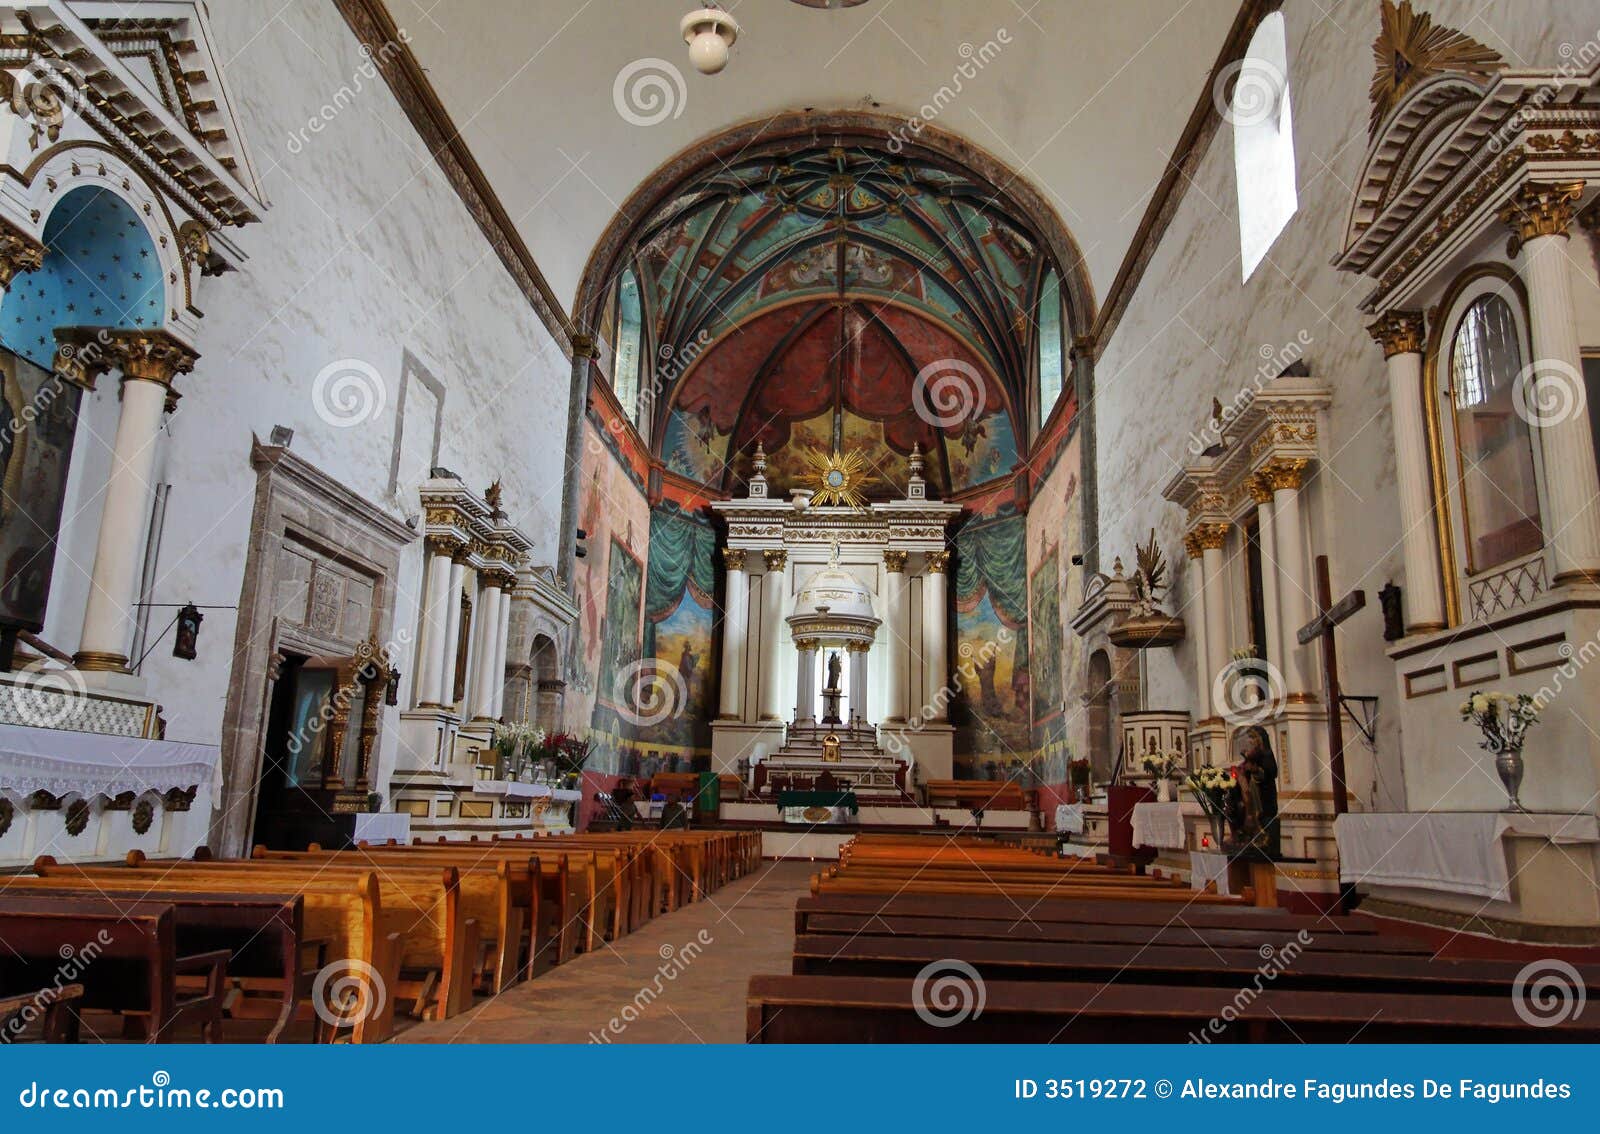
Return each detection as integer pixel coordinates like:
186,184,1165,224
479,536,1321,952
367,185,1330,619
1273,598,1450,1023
1185,764,1238,815
1459,690,1540,753
1139,750,1185,781
492,721,544,779
532,731,592,787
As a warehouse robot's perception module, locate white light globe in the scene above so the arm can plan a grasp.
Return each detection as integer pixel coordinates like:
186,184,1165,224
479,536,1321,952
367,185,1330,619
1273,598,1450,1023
688,30,729,73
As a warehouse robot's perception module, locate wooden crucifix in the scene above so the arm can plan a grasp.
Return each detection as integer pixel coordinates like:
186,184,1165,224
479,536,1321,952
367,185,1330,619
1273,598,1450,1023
1295,555,1364,817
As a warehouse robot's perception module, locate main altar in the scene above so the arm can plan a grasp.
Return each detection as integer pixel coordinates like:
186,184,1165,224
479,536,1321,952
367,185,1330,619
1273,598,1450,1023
709,446,961,799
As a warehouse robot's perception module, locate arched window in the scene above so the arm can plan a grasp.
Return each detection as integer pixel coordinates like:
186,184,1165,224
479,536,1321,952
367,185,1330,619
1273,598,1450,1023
611,268,643,427
1447,293,1542,572
1232,12,1297,282
1035,267,1066,430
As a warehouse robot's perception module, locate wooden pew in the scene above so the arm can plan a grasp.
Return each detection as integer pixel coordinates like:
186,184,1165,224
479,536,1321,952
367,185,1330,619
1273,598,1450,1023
34,858,459,1029
0,982,84,1043
923,780,1026,810
0,896,229,1043
788,934,1574,994
811,870,1242,905
747,974,1600,1042
257,847,538,994
4,878,309,1042
793,912,1433,956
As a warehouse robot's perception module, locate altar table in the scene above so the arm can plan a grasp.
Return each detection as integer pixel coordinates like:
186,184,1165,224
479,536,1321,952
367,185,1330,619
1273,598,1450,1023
1131,801,1187,850
776,789,859,815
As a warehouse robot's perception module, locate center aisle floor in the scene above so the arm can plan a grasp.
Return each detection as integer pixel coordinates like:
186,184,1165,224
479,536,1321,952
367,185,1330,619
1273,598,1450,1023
398,858,813,1044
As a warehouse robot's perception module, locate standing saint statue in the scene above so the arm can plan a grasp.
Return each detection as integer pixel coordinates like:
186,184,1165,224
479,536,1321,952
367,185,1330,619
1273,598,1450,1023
824,650,842,693
820,651,844,725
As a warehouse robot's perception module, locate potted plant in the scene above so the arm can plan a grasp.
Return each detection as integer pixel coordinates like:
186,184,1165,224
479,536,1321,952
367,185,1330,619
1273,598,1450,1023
1139,750,1185,802
1460,690,1541,811
1185,765,1238,846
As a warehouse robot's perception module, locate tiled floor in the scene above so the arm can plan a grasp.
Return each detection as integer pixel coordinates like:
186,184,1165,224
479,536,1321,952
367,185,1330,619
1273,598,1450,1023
398,859,812,1044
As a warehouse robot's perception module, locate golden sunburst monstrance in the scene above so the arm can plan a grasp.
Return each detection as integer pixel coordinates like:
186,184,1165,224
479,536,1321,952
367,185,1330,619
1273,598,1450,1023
807,448,870,509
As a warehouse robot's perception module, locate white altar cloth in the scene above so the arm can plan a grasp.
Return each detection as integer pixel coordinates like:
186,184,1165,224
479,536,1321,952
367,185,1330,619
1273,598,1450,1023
354,812,411,845
1053,803,1085,834
1335,811,1600,901
0,721,220,803
1131,801,1186,849
1188,849,1234,896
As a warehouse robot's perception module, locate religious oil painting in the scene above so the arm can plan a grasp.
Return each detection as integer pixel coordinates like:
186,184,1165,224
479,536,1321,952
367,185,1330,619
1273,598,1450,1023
0,348,80,632
643,503,717,760
952,511,1031,778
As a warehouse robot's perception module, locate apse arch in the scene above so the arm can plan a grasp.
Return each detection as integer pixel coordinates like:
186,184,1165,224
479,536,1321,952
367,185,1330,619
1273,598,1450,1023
574,112,1096,501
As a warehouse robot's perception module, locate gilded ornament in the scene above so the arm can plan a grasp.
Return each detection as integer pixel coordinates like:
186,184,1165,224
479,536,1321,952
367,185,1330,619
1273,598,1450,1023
0,218,44,287
883,549,909,572
807,448,870,509
1194,523,1230,551
1500,180,1585,249
925,550,950,573
722,547,747,571
1367,0,1503,137
763,549,788,571
1263,457,1309,492
1367,311,1425,358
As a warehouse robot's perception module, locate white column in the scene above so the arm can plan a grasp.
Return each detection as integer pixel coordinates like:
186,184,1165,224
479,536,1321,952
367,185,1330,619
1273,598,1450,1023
758,550,787,721
794,640,816,725
883,551,908,722
1508,182,1600,582
414,539,455,707
1185,538,1211,719
470,578,504,722
1198,525,1231,711
1251,483,1283,660
490,578,513,720
438,557,467,711
717,549,749,720
1267,462,1313,697
849,644,869,725
1369,312,1446,631
75,339,196,671
922,551,949,722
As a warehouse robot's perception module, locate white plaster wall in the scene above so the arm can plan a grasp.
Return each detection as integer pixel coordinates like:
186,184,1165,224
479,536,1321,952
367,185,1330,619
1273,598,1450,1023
42,1,571,808
1089,0,1600,813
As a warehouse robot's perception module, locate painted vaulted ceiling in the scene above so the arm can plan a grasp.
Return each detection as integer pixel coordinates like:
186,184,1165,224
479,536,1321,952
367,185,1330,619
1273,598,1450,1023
621,141,1042,499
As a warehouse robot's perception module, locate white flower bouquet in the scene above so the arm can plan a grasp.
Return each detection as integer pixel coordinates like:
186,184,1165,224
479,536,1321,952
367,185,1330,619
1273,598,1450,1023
1459,690,1539,754
1139,750,1185,781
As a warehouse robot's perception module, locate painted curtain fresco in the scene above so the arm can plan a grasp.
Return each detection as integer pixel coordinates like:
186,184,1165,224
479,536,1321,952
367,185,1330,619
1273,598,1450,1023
640,503,718,772
952,509,1031,779
1027,429,1085,790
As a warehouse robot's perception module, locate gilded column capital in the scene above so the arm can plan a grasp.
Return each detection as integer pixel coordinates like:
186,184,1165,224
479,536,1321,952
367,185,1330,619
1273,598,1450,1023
1501,180,1585,247
1246,473,1275,506
1193,522,1230,551
0,218,44,288
1183,532,1204,560
924,550,950,573
55,327,199,390
883,549,908,572
845,640,870,653
722,547,747,571
794,637,820,651
762,548,787,571
1263,457,1309,492
425,533,465,559
1366,310,1426,358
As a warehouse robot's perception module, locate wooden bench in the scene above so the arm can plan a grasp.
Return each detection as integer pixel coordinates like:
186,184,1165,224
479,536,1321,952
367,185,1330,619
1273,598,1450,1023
0,896,229,1043
747,974,1600,1042
5,878,310,1042
923,780,1026,810
0,982,84,1043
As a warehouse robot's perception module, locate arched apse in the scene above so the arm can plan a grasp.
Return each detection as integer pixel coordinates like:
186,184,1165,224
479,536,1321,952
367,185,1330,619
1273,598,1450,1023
0,185,165,369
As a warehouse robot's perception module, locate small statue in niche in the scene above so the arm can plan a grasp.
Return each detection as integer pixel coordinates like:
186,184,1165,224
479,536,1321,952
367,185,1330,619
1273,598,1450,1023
824,651,842,693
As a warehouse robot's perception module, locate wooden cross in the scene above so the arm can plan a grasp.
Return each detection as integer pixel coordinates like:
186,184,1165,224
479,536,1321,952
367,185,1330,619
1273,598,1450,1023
1295,555,1364,818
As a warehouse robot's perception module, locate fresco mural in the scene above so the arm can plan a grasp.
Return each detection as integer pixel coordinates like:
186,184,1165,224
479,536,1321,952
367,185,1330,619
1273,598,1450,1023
951,508,1031,780
1027,428,1086,795
641,503,718,768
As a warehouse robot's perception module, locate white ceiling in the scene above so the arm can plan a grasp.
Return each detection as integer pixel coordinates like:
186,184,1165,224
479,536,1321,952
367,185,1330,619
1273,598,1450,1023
393,0,1234,320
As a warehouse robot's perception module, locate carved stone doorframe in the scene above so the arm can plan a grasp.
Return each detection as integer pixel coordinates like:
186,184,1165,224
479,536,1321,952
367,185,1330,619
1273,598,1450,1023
214,438,415,856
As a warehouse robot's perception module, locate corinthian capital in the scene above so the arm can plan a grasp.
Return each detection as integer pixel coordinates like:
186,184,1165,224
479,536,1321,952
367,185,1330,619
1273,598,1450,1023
1501,180,1585,249
1366,310,1425,358
0,218,44,288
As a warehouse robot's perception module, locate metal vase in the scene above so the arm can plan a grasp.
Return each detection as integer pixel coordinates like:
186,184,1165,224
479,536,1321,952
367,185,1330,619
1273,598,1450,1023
1495,746,1527,812
1209,812,1226,847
